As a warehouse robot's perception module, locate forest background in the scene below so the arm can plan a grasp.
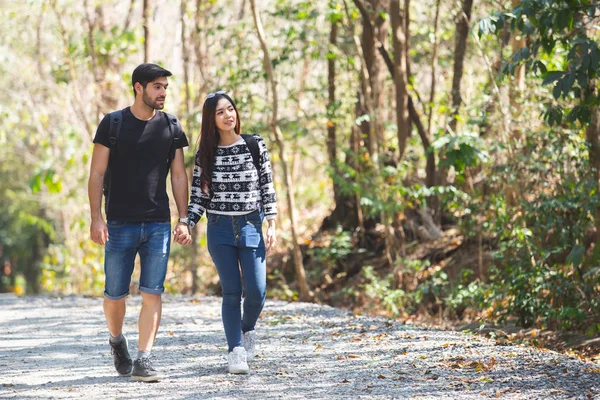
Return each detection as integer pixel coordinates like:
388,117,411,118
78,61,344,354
2,0,600,352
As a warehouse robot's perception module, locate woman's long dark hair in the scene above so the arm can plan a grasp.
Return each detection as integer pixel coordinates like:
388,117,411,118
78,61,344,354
196,93,241,195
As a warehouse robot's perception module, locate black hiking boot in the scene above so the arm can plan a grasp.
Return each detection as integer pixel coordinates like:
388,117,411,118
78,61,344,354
109,336,133,377
132,356,161,382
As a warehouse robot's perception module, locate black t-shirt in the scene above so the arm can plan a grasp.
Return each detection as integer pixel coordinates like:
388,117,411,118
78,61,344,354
93,107,189,222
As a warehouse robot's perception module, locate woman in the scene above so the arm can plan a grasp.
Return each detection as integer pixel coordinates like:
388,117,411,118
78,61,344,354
187,91,277,374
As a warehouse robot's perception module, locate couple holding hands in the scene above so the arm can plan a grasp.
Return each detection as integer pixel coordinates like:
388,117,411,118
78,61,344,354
88,63,278,380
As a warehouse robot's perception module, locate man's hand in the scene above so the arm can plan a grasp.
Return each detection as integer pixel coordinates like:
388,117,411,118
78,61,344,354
266,226,277,255
90,219,108,245
173,222,192,246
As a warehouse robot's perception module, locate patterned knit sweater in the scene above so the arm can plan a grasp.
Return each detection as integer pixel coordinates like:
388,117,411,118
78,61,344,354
187,135,277,227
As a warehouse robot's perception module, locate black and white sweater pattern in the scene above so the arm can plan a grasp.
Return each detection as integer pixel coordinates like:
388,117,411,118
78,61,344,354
187,134,277,227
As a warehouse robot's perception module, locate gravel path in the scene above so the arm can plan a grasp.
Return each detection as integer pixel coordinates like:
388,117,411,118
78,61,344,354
0,294,599,399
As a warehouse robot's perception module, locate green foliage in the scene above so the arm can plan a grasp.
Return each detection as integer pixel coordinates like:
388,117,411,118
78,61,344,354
361,265,407,316
433,130,490,173
91,27,139,66
446,279,491,314
483,128,599,329
480,0,600,126
307,227,353,269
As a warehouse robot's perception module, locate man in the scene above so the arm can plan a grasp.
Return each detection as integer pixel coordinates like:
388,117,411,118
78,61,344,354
88,63,193,382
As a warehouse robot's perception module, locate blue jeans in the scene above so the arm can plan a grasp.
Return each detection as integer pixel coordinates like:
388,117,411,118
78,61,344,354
104,221,171,300
207,210,266,352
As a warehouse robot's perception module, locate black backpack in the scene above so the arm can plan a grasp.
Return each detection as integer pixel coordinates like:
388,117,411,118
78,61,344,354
241,134,261,173
102,110,183,203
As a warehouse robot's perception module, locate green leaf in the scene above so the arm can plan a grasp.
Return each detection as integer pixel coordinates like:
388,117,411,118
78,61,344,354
512,47,531,64
566,245,585,269
555,10,573,31
566,71,575,91
552,81,563,99
534,61,547,74
542,71,564,86
478,18,492,37
29,174,41,194
590,46,600,71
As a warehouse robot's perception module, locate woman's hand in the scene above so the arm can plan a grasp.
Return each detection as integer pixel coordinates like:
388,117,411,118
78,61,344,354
173,222,192,246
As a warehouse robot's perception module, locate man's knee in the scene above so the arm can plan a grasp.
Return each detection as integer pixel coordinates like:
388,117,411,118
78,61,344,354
104,296,126,306
140,292,161,305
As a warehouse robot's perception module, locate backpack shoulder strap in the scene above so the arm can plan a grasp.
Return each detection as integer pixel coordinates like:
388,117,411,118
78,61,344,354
107,110,123,155
165,112,183,162
103,109,123,205
241,134,261,173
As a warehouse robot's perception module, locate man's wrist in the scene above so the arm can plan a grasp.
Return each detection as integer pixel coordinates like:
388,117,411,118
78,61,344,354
178,217,189,225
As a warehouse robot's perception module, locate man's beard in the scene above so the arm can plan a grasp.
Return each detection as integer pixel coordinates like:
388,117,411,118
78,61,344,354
142,91,164,110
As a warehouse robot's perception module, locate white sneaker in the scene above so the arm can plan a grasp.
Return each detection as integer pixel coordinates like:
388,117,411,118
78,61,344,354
227,347,249,374
242,330,257,359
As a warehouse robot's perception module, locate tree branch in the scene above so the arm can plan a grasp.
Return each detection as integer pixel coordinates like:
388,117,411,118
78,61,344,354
351,0,374,32
376,39,428,144
123,0,136,32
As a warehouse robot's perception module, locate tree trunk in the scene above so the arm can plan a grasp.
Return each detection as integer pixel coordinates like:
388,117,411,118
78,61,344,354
321,19,351,229
375,15,436,190
193,0,210,105
249,0,313,302
143,0,151,63
586,106,600,258
180,0,199,294
370,0,389,155
438,0,474,215
356,0,396,262
83,1,119,115
448,0,473,134
427,0,441,137
356,0,389,160
510,0,526,93
508,0,526,142
350,0,383,166
358,20,378,163
390,0,410,160
404,0,412,81
327,21,338,189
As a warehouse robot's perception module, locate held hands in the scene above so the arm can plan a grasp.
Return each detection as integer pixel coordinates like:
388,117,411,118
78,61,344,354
90,219,108,245
266,226,277,255
173,222,193,246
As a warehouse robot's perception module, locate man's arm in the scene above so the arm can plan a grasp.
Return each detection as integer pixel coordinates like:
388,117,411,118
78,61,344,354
88,144,110,245
170,148,192,245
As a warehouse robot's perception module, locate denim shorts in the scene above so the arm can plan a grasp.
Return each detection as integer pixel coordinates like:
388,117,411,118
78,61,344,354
104,221,171,300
